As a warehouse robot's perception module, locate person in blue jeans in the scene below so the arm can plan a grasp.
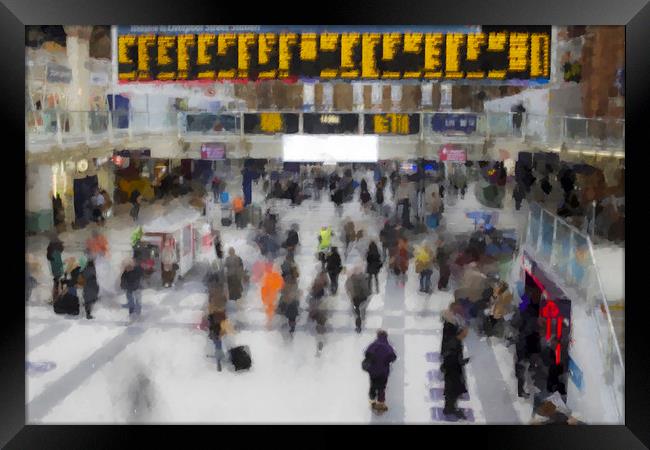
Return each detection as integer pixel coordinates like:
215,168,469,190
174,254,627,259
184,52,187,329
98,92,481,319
121,259,144,320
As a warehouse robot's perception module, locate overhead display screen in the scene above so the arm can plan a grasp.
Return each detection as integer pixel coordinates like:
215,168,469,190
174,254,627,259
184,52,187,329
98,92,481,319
116,26,551,83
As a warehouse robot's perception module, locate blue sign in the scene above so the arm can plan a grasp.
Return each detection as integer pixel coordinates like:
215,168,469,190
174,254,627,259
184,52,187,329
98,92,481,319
432,113,477,134
568,356,584,391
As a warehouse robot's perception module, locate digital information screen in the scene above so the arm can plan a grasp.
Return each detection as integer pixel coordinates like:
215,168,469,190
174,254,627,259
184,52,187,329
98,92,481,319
364,113,420,135
243,113,299,134
116,26,551,83
302,113,359,134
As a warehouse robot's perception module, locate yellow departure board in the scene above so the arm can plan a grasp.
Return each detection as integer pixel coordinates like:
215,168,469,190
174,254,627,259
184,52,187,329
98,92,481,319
117,27,551,82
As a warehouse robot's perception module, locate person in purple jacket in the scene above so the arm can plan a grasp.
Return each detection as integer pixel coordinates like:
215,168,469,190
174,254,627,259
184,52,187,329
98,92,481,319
363,329,397,413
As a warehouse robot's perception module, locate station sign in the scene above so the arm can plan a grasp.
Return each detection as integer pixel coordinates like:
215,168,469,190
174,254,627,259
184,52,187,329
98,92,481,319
116,25,551,83
303,113,359,134
364,113,420,135
243,113,299,134
431,113,478,134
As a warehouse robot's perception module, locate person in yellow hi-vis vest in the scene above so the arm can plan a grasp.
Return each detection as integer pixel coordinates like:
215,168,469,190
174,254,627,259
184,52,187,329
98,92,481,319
317,226,333,268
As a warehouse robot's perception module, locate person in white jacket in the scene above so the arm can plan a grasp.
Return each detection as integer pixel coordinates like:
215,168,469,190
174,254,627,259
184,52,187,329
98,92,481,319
161,237,177,288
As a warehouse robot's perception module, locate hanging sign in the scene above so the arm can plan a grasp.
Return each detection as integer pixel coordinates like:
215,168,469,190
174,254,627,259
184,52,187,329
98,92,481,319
116,26,551,83
46,64,73,84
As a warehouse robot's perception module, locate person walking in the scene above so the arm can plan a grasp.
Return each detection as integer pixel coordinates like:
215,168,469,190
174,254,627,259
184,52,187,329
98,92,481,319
213,229,224,261
442,326,470,419
160,237,177,288
391,238,410,285
346,266,372,333
225,247,245,301
415,243,435,294
366,241,382,294
308,267,330,355
278,281,300,336
331,187,344,217
81,259,99,319
129,189,142,222
91,187,106,225
343,220,356,258
363,329,397,413
260,264,284,328
120,259,144,321
436,238,452,291
513,291,542,398
317,225,333,267
46,234,65,303
325,246,343,295
375,178,385,210
282,224,300,256
233,195,245,229
483,280,513,338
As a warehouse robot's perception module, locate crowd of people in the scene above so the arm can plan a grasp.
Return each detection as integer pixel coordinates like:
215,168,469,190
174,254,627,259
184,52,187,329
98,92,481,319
32,159,590,423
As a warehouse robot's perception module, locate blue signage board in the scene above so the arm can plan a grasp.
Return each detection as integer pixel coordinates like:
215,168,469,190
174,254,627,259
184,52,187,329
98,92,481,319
568,356,584,391
431,113,478,134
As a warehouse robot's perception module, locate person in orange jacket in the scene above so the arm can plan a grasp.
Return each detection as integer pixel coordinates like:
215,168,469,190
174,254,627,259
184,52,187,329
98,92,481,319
233,196,245,229
260,264,284,327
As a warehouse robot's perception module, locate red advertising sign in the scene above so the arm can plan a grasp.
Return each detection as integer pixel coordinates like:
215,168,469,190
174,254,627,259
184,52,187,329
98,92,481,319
200,143,226,160
439,145,466,162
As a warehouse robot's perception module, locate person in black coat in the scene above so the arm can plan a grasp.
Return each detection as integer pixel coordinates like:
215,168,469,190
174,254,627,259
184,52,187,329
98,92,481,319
121,260,144,319
325,247,343,295
442,326,470,419
513,293,542,398
82,260,99,319
366,241,383,294
331,189,344,217
282,225,300,255
375,179,385,207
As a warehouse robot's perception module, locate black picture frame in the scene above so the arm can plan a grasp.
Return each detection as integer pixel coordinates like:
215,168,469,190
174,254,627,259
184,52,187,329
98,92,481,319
7,0,649,447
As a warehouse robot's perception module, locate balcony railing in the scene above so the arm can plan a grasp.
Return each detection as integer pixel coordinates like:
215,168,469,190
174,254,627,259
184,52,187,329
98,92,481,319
26,109,625,152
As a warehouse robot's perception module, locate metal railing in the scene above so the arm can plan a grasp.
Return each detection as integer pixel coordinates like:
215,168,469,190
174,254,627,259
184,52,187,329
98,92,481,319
524,202,624,421
26,109,625,151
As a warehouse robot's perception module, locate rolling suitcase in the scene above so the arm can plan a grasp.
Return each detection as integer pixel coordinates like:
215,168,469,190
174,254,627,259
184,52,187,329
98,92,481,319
221,206,233,227
229,345,252,371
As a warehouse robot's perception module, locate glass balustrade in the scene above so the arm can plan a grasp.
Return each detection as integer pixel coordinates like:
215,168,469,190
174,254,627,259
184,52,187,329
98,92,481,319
523,203,625,422
26,110,625,151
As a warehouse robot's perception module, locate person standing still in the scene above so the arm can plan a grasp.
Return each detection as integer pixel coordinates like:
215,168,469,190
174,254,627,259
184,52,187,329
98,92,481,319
363,329,397,413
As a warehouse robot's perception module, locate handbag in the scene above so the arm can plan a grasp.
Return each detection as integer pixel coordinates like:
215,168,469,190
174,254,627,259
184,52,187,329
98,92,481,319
362,353,374,372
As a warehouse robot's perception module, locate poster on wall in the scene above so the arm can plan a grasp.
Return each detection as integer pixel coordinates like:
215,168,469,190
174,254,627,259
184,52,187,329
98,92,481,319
115,25,551,83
